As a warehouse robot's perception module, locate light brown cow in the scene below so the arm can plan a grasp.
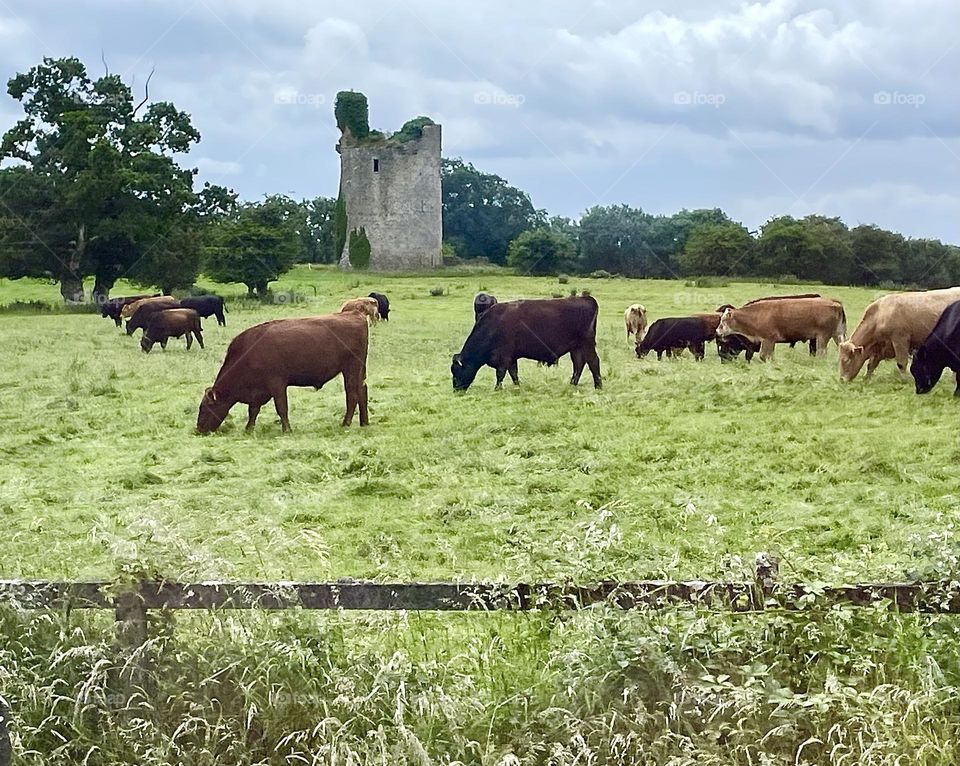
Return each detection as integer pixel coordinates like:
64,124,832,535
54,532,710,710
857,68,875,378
120,295,176,319
838,287,960,381
716,297,846,361
623,304,647,343
340,297,380,324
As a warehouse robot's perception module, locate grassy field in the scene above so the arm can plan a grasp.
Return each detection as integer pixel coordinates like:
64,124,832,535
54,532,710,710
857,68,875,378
5,268,960,765
1,266,958,584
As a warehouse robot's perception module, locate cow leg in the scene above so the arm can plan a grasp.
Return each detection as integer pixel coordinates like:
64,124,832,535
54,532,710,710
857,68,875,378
892,337,911,378
246,403,262,431
186,332,193,350
759,340,775,361
494,367,507,390
745,348,754,363
570,350,586,385
114,318,122,328
656,350,663,361
273,388,291,432
586,349,602,388
865,355,881,378
160,338,168,350
358,381,369,426
195,330,204,349
217,312,225,327
693,342,705,361
814,335,827,357
342,382,357,426
508,361,520,386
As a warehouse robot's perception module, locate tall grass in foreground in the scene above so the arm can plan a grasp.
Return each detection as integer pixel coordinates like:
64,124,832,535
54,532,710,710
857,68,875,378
2,603,960,765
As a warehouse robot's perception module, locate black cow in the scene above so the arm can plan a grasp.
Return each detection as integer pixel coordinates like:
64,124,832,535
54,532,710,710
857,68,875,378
716,334,761,362
637,315,719,361
100,294,159,327
368,292,390,321
474,292,498,323
179,295,227,326
911,300,960,396
452,296,601,390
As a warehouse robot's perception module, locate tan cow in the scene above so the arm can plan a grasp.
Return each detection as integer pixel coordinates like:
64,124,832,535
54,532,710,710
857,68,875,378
339,297,380,324
838,287,960,381
120,295,176,319
716,297,845,361
623,304,647,343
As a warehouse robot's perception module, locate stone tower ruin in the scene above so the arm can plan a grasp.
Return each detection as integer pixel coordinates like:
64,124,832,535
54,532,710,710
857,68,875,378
335,93,442,271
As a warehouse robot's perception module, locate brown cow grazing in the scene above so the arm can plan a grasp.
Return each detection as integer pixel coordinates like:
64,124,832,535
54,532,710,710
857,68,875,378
716,297,845,361
340,297,380,324
197,313,369,433
140,309,204,353
125,297,181,336
624,304,647,343
839,287,960,381
452,295,601,390
100,294,159,327
120,295,176,320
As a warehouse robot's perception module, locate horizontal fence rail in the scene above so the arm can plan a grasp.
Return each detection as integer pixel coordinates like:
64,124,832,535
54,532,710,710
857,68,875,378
1,554,958,764
0,556,959,614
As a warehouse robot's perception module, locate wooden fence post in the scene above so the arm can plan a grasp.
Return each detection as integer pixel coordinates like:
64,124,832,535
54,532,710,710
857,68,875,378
112,588,149,705
755,552,780,606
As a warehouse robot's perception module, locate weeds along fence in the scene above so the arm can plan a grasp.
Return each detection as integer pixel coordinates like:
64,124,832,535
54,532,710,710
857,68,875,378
2,552,960,763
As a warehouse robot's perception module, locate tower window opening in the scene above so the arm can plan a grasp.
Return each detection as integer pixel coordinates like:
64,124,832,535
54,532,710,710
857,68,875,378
373,158,380,172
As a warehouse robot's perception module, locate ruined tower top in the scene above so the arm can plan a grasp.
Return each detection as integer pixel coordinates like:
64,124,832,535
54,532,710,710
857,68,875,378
334,92,442,271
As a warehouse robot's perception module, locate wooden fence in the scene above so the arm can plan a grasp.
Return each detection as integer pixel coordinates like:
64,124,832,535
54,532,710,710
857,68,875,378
1,553,959,764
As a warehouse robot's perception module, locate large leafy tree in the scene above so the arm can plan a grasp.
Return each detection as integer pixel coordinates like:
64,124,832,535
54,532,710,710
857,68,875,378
678,220,754,276
848,224,907,286
577,205,661,277
204,195,300,296
0,57,203,301
507,228,575,275
296,196,337,263
441,158,543,263
754,215,851,282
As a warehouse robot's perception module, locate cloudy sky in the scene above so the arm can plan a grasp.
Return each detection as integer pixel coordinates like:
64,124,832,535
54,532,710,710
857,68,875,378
1,0,958,241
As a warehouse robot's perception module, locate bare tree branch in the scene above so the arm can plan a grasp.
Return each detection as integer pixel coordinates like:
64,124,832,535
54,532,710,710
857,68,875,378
133,65,155,115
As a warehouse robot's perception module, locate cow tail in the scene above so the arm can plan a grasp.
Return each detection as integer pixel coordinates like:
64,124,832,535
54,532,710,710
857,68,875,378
838,306,847,342
222,298,228,313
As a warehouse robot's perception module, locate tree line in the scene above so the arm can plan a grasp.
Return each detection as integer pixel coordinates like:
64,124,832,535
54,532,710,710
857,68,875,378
0,57,956,302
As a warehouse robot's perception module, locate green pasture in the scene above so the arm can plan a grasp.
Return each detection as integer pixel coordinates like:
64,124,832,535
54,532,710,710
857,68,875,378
1,266,955,584
5,267,960,765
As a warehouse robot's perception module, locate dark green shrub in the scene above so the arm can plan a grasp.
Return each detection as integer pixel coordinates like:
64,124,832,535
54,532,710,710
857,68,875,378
348,227,371,270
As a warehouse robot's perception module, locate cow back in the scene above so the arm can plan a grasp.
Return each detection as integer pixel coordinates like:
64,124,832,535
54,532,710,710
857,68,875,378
461,296,597,367
725,297,842,341
214,314,369,394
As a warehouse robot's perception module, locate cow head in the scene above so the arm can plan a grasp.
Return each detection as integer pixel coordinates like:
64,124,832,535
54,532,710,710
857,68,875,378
838,341,867,382
715,309,736,337
910,346,941,394
196,387,231,433
451,353,480,391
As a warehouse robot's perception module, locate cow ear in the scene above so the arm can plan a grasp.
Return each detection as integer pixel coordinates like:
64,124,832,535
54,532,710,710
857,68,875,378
204,387,217,402
452,354,463,367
